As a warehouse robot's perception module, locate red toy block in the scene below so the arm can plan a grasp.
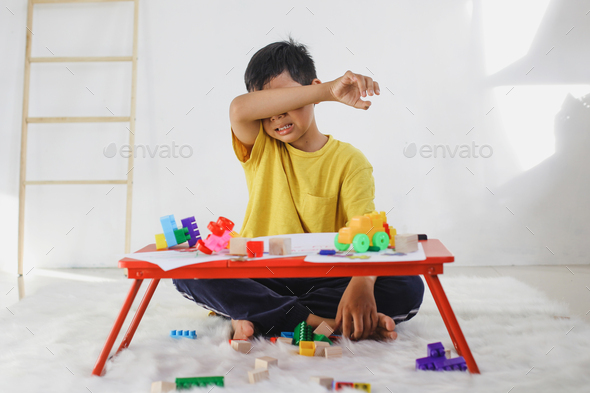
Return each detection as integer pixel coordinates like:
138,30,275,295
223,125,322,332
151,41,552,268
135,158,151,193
246,241,263,258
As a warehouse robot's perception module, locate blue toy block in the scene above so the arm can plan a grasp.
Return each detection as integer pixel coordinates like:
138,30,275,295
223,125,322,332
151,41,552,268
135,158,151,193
181,216,201,247
280,332,294,338
170,329,197,339
427,342,445,358
160,215,178,247
319,249,336,255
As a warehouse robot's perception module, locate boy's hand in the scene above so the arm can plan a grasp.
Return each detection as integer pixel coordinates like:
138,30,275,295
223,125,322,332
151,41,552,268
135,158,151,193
328,70,380,110
335,276,379,340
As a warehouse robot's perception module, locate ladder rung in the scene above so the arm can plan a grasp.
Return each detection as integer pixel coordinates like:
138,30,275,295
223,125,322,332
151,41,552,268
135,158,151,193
30,56,133,63
27,116,130,123
24,180,128,185
33,0,134,4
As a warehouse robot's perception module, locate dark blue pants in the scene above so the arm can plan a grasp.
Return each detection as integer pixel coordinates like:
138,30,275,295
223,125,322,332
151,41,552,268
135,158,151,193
172,276,424,337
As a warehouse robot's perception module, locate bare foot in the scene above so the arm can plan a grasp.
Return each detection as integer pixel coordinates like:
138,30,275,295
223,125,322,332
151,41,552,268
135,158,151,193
231,319,255,340
306,314,337,333
368,313,398,341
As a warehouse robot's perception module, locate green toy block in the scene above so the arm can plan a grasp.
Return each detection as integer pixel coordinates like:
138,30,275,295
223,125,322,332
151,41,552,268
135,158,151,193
293,321,313,345
174,227,191,244
313,333,333,344
176,376,224,389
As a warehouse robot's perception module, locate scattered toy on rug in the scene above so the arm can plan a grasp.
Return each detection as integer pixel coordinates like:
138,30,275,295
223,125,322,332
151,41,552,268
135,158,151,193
169,330,196,339
415,342,467,371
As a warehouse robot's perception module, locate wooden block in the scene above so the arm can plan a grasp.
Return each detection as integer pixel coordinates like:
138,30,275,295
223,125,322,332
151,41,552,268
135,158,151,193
230,340,252,353
310,376,334,389
229,237,251,255
248,368,269,384
444,348,451,359
276,337,292,345
324,346,342,358
313,321,334,337
313,341,330,357
255,356,278,369
269,237,291,255
394,233,418,253
151,381,176,393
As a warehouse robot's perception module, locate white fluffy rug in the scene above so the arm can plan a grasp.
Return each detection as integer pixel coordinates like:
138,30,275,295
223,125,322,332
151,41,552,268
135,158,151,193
2,276,590,393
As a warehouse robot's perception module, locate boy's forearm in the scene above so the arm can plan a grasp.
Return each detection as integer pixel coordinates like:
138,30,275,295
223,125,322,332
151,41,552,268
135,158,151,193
230,83,336,121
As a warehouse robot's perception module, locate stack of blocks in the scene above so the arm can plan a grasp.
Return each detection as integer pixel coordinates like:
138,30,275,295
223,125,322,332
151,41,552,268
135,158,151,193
155,215,202,250
415,342,467,371
394,233,418,253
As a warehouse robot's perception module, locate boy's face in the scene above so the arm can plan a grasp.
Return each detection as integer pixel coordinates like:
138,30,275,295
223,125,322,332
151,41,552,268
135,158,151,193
259,71,321,144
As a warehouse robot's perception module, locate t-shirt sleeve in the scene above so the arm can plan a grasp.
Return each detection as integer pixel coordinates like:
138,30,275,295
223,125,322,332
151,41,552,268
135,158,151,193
339,163,376,224
231,120,265,166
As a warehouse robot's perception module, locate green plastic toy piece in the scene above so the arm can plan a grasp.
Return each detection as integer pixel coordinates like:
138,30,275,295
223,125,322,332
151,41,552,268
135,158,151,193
313,333,333,344
334,234,349,251
367,246,381,252
372,232,389,250
176,376,224,389
174,227,191,244
352,233,370,253
293,321,313,345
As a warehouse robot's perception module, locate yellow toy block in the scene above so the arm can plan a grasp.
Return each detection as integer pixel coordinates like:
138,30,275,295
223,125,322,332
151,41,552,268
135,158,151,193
299,341,315,356
389,227,396,247
155,234,168,250
353,382,372,392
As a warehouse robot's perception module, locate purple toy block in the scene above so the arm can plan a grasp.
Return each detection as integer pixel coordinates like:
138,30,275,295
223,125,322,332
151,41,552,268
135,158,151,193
416,355,446,371
442,356,467,371
319,249,336,255
427,342,445,358
181,216,201,247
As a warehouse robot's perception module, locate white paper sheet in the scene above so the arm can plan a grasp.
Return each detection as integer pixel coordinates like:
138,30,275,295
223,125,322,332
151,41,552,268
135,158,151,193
119,232,425,271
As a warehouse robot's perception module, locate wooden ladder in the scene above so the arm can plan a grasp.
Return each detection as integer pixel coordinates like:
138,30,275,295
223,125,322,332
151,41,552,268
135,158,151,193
17,0,139,275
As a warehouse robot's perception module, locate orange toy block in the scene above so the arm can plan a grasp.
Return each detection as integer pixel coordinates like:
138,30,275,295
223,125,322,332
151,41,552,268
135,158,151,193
313,321,334,337
248,368,269,384
255,356,278,369
324,346,343,358
269,238,291,255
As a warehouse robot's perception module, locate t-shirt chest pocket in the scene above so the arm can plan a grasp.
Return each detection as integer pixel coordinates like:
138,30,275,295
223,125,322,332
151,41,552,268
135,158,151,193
302,193,338,233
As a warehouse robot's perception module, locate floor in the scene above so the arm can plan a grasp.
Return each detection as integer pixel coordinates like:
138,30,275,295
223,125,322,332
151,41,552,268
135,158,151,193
1,265,589,324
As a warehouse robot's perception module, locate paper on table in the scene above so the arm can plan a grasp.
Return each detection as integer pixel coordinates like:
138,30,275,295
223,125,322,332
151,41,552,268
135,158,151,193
304,242,426,263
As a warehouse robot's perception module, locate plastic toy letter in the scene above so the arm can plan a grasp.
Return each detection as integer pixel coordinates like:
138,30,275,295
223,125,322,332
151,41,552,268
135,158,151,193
181,216,201,247
160,215,178,247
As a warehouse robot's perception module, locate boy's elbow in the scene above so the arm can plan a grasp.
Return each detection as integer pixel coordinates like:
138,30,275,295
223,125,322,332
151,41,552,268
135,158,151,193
230,96,248,122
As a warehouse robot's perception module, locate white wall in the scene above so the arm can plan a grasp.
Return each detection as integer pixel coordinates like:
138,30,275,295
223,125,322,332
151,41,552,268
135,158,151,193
1,0,589,273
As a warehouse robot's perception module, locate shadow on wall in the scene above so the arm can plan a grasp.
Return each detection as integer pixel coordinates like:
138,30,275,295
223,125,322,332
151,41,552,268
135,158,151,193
498,92,590,263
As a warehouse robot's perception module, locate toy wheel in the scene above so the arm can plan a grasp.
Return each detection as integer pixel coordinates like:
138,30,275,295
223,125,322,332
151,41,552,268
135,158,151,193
334,234,349,251
352,233,370,253
217,216,235,232
372,232,389,250
207,221,224,236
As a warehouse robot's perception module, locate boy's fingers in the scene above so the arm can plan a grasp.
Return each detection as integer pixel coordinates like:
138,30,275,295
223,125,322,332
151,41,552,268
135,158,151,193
342,311,352,338
352,312,364,340
366,77,375,96
374,81,381,94
362,312,372,340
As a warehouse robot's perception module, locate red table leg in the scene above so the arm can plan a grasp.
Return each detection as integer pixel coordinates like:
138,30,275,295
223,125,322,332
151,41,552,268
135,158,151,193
424,274,480,374
116,278,160,354
92,279,143,376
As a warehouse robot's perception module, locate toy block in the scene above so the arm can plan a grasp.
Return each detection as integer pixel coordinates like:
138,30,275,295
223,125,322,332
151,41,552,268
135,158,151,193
427,342,445,357
175,376,224,389
319,249,336,255
310,376,334,389
160,215,178,247
174,227,191,245
269,237,291,255
299,341,315,356
324,346,342,359
313,334,332,344
280,331,294,338
313,341,330,356
230,340,252,353
389,227,397,247
151,381,176,393
444,348,451,359
442,356,467,371
277,337,292,345
248,368,269,384
229,237,252,255
255,356,278,369
334,381,354,390
395,233,418,253
293,321,313,345
353,382,372,392
170,330,196,339
155,234,168,250
418,234,428,240
246,241,264,257
313,321,334,338
180,216,201,247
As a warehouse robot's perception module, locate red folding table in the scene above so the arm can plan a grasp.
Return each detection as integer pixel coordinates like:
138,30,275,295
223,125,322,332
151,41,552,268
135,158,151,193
92,239,480,376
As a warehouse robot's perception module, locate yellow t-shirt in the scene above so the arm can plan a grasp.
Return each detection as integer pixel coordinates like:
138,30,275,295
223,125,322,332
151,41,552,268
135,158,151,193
232,120,376,238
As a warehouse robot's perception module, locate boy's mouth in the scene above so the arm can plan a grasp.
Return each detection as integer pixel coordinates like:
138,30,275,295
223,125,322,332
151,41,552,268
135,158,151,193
275,123,293,135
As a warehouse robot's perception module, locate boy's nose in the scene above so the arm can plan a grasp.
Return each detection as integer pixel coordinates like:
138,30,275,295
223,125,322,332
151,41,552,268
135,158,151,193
271,113,286,121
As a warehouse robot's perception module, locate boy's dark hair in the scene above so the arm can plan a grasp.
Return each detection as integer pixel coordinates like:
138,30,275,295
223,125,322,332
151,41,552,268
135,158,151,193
244,36,317,92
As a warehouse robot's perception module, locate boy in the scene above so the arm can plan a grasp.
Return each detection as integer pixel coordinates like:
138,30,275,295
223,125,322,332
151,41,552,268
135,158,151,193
173,37,424,341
